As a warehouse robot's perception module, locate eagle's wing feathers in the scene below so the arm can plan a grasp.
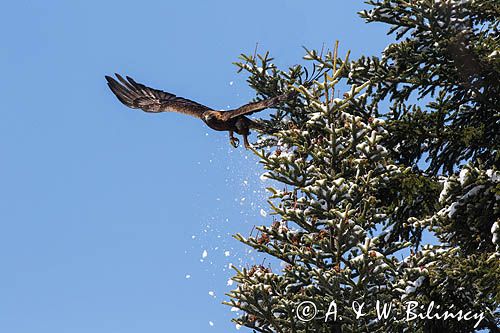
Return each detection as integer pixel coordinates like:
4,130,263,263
106,74,211,118
222,92,292,120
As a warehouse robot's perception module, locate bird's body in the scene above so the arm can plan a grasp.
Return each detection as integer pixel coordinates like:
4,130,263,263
201,111,251,132
105,74,289,148
201,112,259,147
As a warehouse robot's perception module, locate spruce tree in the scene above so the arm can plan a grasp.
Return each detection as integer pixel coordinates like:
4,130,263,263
225,1,499,332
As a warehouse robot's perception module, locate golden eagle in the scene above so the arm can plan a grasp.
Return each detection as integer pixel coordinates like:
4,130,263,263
105,74,291,148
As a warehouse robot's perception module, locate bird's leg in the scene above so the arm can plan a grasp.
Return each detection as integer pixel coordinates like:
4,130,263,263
243,134,251,149
229,131,240,148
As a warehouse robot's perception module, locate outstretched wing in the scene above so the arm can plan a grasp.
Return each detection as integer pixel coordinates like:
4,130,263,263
222,92,294,120
105,74,211,118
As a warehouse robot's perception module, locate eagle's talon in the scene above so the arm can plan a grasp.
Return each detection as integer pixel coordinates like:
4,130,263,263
230,137,240,148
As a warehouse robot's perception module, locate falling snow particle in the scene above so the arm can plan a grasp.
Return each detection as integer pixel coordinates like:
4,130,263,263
209,321,214,326
224,251,230,257
202,250,208,258
185,274,191,279
260,209,267,217
208,291,216,297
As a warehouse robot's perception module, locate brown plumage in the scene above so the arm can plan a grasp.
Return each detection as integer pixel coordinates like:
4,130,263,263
105,74,291,148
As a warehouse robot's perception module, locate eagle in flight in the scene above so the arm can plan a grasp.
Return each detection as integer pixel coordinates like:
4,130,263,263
105,74,291,148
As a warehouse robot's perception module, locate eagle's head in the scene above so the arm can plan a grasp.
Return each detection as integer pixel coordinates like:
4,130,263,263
203,113,216,123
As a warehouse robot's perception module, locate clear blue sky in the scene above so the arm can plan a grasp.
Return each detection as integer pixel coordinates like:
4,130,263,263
0,1,392,332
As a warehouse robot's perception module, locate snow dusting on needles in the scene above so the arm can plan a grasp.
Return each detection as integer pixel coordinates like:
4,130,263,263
492,220,499,245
